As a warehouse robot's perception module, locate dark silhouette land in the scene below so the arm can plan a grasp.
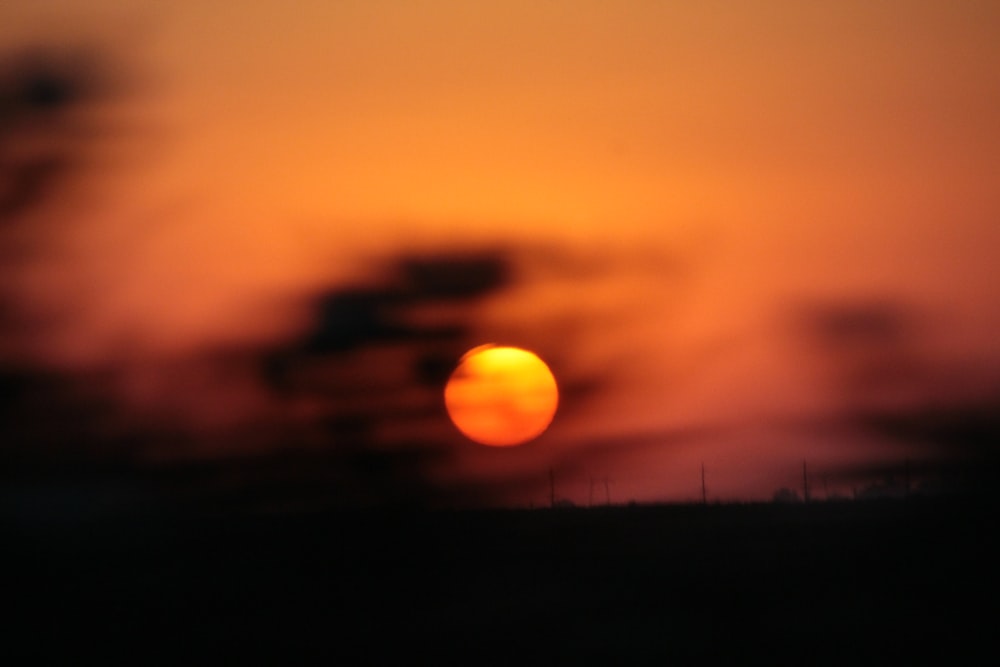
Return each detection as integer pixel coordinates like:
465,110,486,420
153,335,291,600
6,496,997,664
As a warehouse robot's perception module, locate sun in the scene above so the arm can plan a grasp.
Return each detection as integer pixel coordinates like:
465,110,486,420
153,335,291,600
444,345,559,447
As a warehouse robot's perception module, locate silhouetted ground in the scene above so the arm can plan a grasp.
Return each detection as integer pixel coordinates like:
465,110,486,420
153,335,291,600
5,497,997,664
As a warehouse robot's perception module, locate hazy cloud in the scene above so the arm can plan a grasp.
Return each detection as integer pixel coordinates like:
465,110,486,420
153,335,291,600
790,298,1000,491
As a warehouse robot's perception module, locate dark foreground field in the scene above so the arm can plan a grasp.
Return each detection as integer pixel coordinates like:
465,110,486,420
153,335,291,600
6,498,998,664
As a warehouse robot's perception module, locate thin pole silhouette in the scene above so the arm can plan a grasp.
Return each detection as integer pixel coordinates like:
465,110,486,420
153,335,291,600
802,461,810,503
701,463,707,505
549,468,555,508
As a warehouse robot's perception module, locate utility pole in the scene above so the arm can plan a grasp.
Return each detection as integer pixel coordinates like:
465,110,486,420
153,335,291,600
549,468,555,508
701,463,707,505
802,460,810,503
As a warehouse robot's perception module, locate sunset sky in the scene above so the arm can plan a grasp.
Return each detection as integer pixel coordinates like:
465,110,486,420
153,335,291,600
3,1,999,507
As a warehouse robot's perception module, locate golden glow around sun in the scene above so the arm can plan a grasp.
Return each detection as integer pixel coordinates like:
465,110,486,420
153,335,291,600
444,345,559,447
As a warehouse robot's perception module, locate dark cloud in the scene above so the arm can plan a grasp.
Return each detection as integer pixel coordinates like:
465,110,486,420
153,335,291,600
853,398,1000,453
0,43,184,519
0,46,114,222
801,299,912,346
265,250,510,385
399,251,509,300
793,298,926,392
0,44,125,478
249,250,520,507
0,47,104,114
791,298,1000,493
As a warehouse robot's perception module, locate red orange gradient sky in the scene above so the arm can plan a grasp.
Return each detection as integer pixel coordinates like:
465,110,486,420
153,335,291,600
3,1,1000,505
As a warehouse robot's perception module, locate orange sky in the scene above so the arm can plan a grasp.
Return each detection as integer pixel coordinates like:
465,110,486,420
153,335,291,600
4,1,1000,504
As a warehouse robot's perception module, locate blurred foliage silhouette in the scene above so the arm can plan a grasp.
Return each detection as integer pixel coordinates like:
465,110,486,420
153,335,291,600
0,43,545,511
0,46,114,222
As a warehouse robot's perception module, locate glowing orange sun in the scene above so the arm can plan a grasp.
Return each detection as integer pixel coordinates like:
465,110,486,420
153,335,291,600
444,345,559,446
